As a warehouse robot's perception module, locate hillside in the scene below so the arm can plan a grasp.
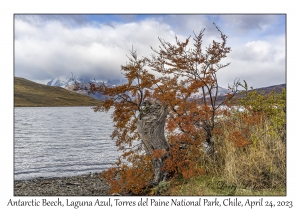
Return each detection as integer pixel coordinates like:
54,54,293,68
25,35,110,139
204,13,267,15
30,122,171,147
251,84,286,94
214,84,286,105
14,77,102,107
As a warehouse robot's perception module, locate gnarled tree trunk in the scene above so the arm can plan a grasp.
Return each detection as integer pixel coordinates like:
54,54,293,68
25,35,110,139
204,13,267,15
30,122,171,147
136,101,169,185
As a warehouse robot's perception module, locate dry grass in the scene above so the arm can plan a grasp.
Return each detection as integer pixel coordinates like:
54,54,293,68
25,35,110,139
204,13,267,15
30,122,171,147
164,107,286,196
214,115,286,191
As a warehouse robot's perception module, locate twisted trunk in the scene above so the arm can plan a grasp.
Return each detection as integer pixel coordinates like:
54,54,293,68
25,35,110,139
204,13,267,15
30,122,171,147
136,101,169,184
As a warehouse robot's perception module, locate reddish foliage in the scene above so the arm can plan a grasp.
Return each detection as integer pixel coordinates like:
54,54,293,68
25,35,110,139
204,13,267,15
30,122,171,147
80,23,237,193
101,154,153,195
152,149,167,159
230,131,251,148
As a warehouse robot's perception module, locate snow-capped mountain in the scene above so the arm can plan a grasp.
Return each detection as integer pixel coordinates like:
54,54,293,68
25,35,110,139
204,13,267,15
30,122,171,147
47,76,106,100
47,75,70,87
47,75,96,88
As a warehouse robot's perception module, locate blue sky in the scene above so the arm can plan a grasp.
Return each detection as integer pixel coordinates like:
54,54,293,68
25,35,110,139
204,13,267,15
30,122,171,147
14,14,286,88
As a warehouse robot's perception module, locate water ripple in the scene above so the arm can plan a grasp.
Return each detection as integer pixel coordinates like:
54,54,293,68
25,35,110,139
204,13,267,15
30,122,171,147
14,107,120,180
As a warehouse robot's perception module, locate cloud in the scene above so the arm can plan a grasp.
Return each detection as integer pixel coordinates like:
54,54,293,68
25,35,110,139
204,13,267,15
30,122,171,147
222,58,285,89
15,14,89,27
14,17,176,81
230,36,285,63
14,14,285,88
220,15,281,34
217,35,285,88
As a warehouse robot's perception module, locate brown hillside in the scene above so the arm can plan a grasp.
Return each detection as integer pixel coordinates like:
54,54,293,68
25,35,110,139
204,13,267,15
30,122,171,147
14,77,102,107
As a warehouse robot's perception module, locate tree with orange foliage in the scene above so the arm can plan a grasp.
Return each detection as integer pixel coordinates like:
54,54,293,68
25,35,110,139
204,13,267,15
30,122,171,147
149,23,239,155
81,47,170,187
77,23,238,194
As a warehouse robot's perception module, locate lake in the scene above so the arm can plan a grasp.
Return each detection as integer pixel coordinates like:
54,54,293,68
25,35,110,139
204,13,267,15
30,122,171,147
14,107,120,180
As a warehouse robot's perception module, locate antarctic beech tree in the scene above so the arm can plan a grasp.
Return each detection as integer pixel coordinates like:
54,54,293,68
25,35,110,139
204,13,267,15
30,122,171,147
137,100,169,184
79,48,171,188
77,23,238,194
149,23,239,154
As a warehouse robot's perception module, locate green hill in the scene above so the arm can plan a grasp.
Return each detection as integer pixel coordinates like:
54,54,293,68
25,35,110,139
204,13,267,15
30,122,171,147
14,77,102,107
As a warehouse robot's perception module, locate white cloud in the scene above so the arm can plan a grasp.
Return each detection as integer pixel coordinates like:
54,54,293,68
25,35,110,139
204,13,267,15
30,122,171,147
15,18,177,81
14,15,286,88
217,35,285,88
230,37,285,63
220,15,280,34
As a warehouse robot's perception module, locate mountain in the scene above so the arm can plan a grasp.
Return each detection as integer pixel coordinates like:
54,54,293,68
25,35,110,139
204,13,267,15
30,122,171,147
47,75,101,87
251,84,286,94
47,75,107,101
46,76,286,104
14,77,102,107
47,75,78,87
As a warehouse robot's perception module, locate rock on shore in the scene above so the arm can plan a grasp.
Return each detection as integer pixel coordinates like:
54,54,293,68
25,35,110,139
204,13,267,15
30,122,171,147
14,173,110,196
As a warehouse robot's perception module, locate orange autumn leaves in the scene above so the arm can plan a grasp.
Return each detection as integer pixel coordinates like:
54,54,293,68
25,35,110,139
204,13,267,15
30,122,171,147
89,23,241,194
101,154,153,195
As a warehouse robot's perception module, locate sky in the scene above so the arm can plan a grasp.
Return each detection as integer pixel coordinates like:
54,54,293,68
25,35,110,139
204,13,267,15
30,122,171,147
14,14,286,89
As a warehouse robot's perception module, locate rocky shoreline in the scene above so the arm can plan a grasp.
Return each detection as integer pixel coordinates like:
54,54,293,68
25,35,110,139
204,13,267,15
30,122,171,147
14,172,111,196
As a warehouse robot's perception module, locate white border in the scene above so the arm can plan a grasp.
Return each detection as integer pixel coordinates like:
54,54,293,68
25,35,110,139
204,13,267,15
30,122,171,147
1,0,298,209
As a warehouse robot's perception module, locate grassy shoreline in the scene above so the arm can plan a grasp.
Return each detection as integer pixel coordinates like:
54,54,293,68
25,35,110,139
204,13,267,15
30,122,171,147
14,173,285,196
159,175,286,196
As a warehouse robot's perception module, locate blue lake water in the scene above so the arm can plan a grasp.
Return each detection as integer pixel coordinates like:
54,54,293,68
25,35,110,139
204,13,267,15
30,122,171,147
14,107,120,180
